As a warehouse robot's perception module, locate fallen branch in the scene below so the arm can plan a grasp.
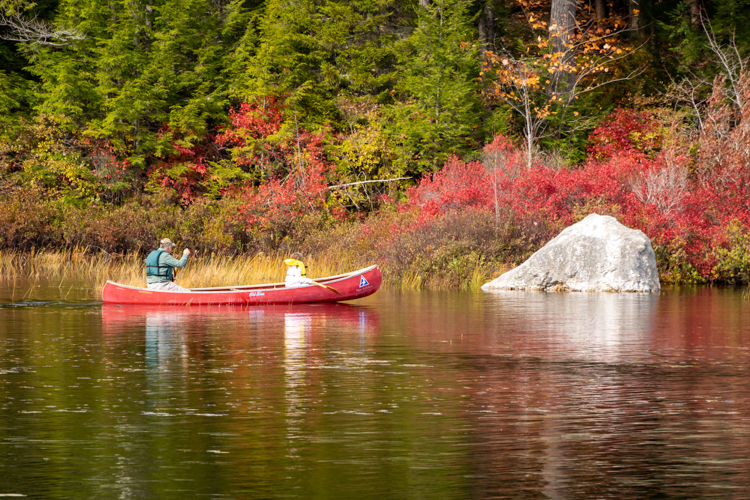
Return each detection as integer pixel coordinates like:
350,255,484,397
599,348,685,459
328,177,411,189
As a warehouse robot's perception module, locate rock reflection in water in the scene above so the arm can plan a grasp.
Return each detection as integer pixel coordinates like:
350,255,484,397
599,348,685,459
482,290,661,362
464,290,749,498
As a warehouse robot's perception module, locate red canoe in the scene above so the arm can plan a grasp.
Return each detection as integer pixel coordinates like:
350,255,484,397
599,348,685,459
102,265,382,305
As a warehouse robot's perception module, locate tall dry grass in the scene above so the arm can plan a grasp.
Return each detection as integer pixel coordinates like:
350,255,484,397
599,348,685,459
0,207,514,294
0,248,363,293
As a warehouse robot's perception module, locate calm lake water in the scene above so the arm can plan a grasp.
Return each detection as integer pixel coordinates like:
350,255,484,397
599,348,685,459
1,280,750,499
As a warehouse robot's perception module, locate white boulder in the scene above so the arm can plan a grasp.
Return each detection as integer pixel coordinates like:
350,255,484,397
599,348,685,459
481,214,660,293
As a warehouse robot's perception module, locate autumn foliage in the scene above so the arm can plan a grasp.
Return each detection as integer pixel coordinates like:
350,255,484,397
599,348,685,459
401,102,750,283
215,100,346,244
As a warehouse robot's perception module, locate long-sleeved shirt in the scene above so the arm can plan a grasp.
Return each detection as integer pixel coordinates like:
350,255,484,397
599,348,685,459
146,251,189,284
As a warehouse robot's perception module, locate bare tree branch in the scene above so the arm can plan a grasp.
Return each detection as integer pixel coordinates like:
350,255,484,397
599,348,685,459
665,74,707,130
632,159,689,216
700,11,745,111
0,14,85,47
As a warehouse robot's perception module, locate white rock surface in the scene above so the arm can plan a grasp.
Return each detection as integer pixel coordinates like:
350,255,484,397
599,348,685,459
481,214,660,293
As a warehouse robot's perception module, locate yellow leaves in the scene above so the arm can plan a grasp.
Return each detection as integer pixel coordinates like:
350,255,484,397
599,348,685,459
528,14,547,30
525,76,540,87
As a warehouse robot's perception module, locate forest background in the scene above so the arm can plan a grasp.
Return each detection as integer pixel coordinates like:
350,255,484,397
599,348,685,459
2,0,750,289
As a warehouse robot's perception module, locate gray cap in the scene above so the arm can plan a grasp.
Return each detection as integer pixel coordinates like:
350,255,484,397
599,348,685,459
160,238,175,248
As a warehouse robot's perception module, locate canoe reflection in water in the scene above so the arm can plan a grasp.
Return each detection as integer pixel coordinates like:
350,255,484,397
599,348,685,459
101,302,381,357
284,311,310,454
101,302,381,417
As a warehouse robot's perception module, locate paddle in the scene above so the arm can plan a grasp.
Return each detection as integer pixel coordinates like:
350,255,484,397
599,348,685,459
311,280,342,295
174,249,192,282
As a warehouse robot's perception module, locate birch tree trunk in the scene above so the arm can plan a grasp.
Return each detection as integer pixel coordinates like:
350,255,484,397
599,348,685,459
549,0,576,99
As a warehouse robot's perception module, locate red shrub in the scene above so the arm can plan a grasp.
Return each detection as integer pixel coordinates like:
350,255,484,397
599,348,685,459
587,108,660,162
148,126,210,203
404,155,491,218
214,98,285,171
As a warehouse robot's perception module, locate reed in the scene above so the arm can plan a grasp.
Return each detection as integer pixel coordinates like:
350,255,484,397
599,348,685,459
465,266,491,291
0,248,363,293
0,248,502,293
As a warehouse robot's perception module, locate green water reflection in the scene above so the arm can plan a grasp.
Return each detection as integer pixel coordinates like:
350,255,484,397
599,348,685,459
1,280,750,499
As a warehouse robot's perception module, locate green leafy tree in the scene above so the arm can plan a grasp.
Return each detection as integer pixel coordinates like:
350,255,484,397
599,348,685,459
234,0,333,131
0,0,62,133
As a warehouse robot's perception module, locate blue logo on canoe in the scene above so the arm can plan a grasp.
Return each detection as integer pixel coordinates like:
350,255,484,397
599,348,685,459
359,276,369,287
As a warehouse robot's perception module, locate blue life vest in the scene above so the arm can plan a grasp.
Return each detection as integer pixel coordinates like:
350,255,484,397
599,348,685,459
145,249,174,281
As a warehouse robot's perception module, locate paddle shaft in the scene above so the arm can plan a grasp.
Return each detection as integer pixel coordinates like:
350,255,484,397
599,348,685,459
311,280,342,295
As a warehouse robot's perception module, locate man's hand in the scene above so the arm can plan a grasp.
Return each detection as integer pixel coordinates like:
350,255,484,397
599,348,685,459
183,248,191,256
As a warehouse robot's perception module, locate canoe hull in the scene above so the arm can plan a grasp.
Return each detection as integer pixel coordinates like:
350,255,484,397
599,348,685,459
102,265,382,305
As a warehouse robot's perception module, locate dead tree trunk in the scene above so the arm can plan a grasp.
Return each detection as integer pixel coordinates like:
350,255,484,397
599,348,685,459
478,1,495,57
595,0,607,21
629,0,641,35
687,0,701,28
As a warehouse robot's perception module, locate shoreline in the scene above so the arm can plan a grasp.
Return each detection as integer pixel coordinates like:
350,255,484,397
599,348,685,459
2,248,748,294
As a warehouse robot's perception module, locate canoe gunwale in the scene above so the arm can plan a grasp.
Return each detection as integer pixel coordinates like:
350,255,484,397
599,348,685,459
104,265,378,294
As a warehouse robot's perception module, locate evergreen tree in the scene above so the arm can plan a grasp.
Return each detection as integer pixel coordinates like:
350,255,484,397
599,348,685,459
28,0,248,165
235,0,332,130
0,0,59,132
230,0,412,185
387,0,484,174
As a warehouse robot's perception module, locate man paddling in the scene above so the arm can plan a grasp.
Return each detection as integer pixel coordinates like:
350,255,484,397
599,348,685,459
284,252,313,288
146,238,191,291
